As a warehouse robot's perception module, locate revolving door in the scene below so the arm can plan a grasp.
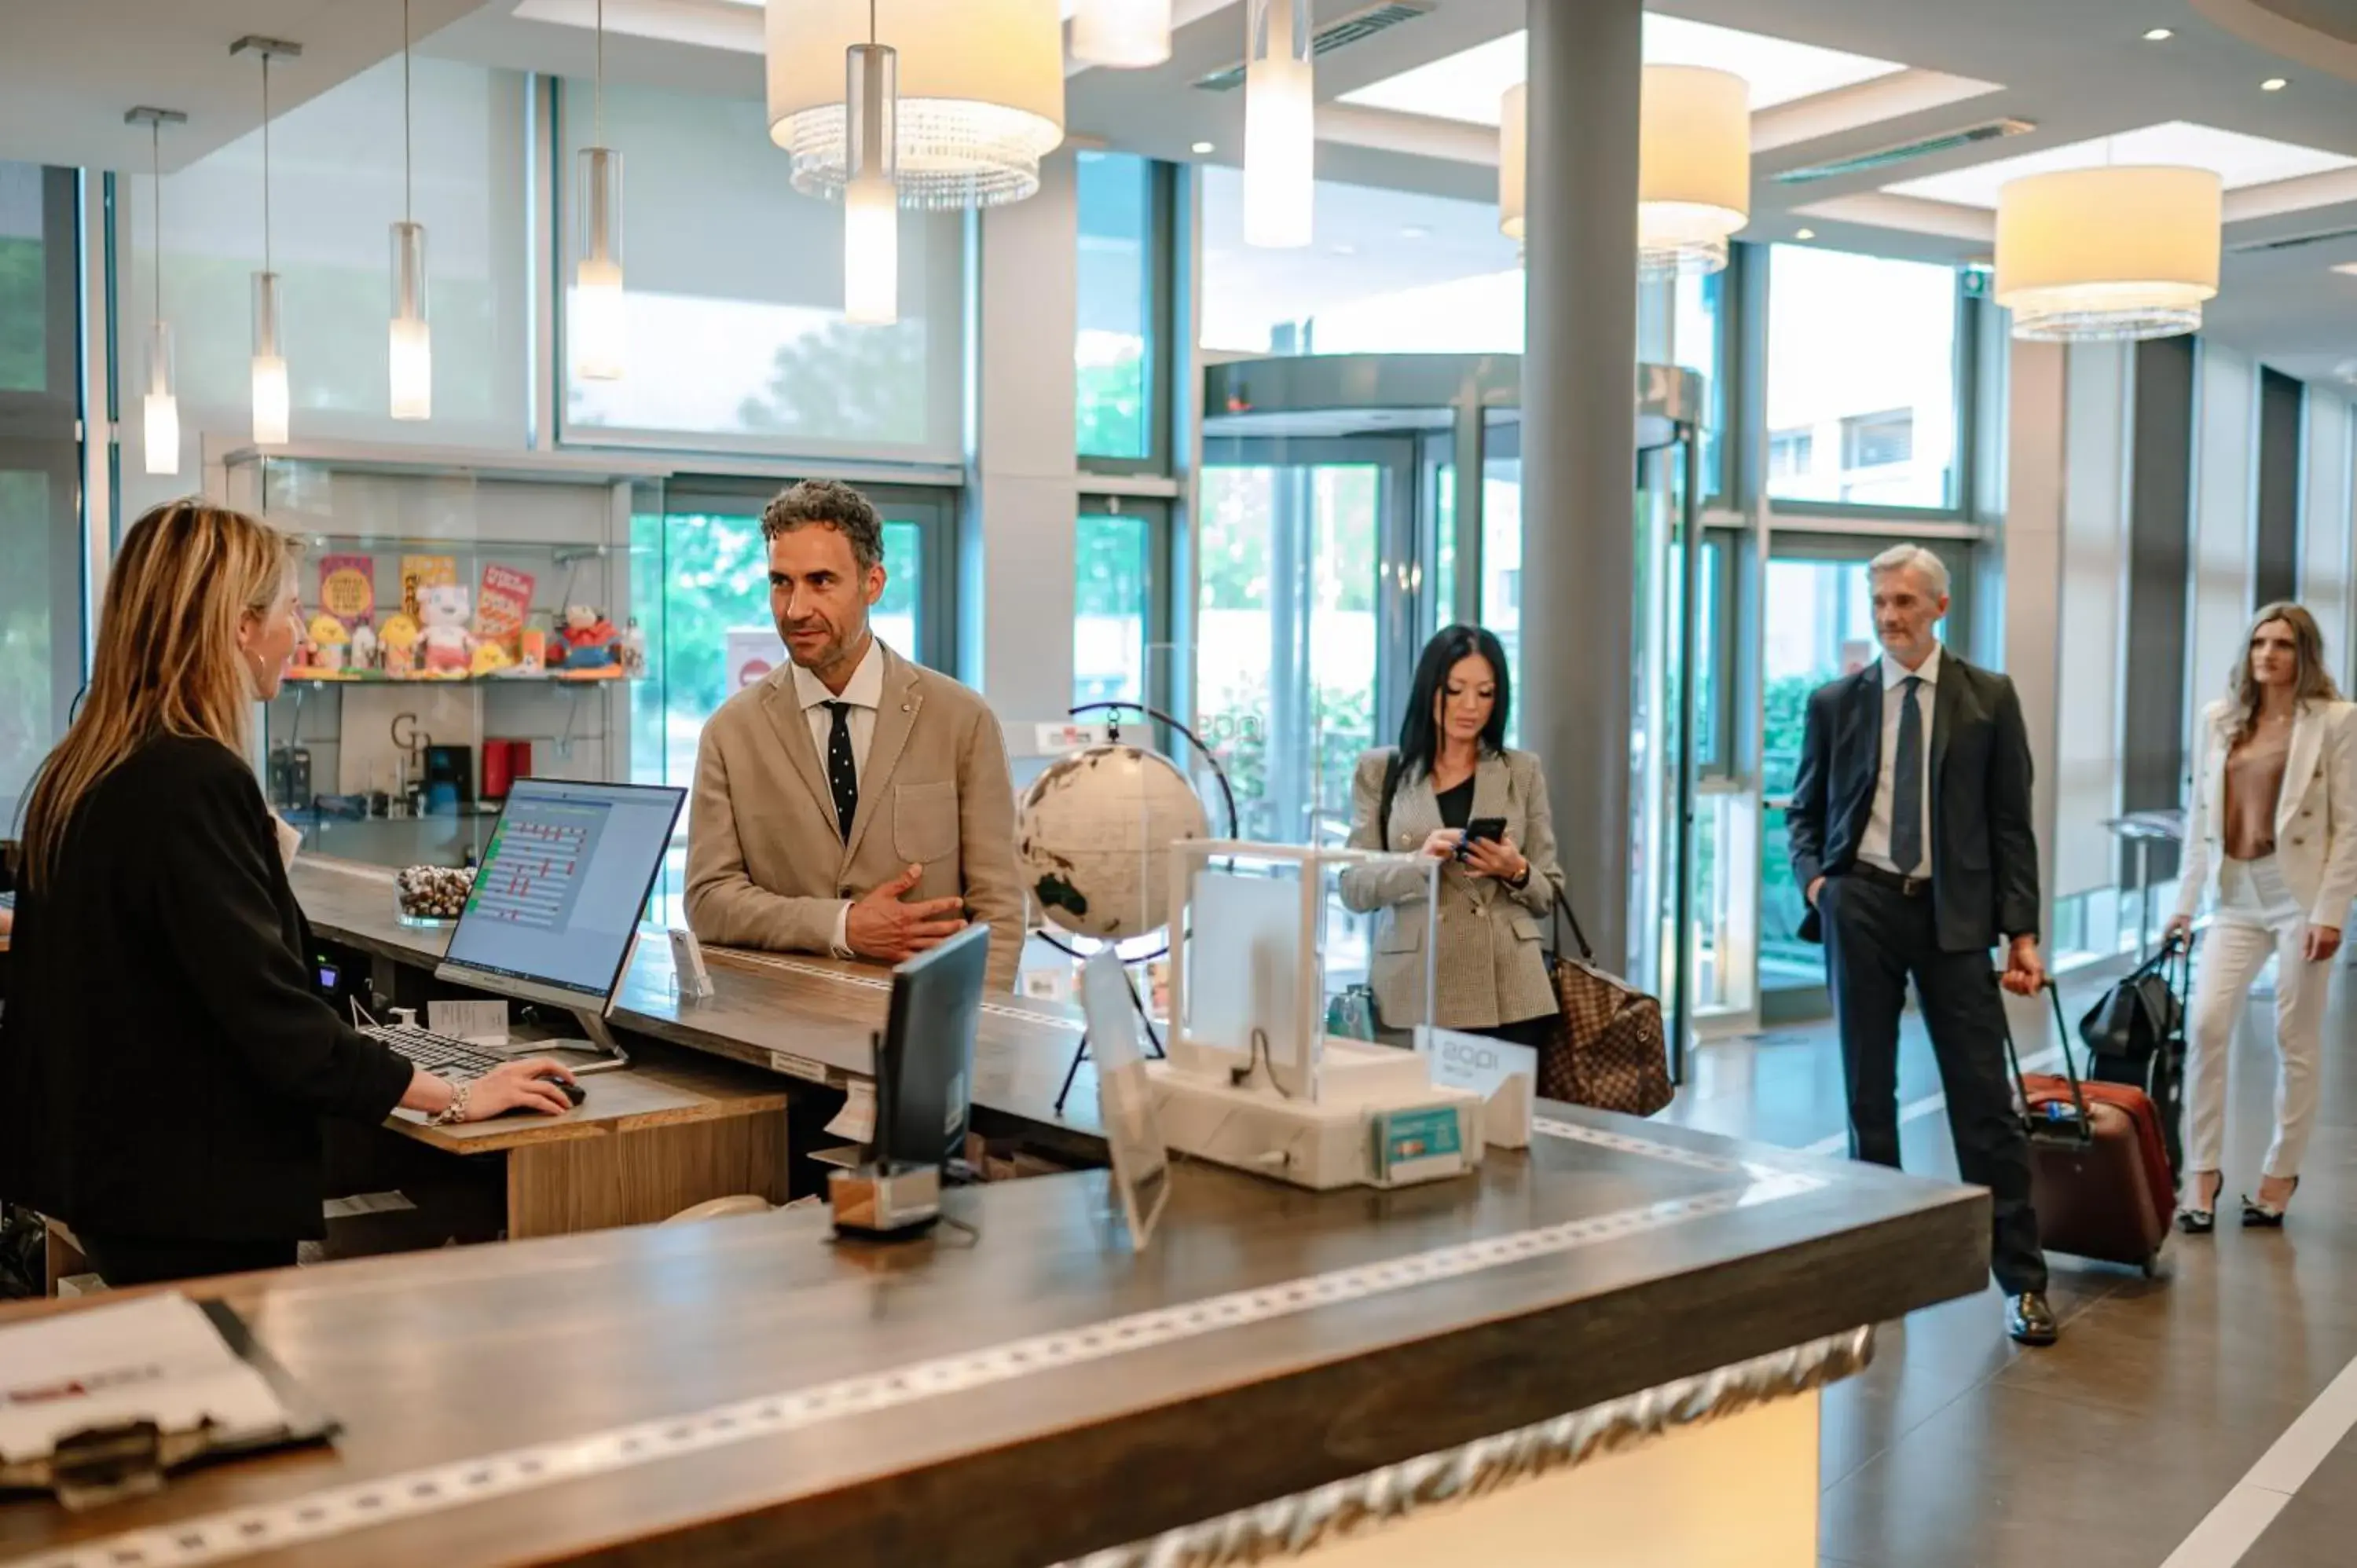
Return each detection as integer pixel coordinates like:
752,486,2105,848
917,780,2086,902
1198,353,1710,1073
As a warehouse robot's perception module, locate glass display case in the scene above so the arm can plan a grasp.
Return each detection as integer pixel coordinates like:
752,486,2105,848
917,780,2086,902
225,450,656,870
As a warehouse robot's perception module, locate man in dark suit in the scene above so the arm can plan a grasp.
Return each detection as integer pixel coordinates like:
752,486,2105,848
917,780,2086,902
1787,544,2056,1346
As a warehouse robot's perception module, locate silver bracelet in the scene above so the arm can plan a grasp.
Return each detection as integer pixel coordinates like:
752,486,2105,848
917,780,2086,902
427,1080,472,1127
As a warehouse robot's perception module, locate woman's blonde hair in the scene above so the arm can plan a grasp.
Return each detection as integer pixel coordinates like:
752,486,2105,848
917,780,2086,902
19,500,298,889
2230,600,2341,744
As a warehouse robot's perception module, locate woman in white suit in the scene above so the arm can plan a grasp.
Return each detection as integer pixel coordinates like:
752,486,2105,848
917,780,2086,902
2167,603,2357,1232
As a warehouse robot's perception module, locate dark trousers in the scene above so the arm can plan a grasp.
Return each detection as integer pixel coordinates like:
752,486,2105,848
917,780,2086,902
1820,874,2047,1295
76,1232,298,1288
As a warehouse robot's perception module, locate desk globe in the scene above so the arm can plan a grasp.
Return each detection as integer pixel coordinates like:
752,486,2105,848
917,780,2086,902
1017,744,1209,942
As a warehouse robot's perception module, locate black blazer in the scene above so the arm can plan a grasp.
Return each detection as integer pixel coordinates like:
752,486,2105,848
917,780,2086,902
0,736,413,1243
1785,653,2041,954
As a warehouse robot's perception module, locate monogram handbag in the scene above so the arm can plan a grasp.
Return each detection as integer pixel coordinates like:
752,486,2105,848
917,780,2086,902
1539,888,1673,1117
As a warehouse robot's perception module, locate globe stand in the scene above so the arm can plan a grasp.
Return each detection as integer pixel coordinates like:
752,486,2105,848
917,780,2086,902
1050,965,1166,1119
1031,702,1237,1123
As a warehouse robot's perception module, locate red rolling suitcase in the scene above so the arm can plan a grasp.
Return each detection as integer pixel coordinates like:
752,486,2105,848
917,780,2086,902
2010,980,2172,1277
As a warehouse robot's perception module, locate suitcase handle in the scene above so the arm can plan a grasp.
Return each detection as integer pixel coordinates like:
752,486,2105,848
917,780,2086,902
2003,976,2091,1136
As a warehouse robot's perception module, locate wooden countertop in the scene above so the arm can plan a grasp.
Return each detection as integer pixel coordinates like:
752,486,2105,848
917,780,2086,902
0,1113,1989,1567
288,857,1107,1146
388,1045,790,1156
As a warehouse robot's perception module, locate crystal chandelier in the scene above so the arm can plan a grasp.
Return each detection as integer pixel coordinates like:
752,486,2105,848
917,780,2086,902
1996,166,2221,342
766,0,1063,210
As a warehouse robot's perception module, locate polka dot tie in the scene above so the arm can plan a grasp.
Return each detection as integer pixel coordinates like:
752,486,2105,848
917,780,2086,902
823,700,859,844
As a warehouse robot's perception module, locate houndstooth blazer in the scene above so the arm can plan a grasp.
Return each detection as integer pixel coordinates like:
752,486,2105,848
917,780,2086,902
1339,747,1563,1031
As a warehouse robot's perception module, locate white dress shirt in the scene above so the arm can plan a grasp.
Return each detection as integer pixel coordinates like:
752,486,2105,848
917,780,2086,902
789,636,885,956
1857,642,1940,877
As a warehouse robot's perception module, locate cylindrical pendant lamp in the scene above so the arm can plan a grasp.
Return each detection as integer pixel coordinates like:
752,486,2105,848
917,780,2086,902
1638,64,1750,279
1498,82,1525,241
1995,166,2221,342
1244,0,1313,248
1072,0,1173,68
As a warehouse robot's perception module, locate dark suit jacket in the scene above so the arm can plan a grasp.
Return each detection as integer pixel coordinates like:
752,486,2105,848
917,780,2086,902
1786,652,2041,953
0,736,414,1243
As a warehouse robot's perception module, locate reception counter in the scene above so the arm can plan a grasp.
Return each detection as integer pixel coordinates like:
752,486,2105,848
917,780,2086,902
0,858,1995,1566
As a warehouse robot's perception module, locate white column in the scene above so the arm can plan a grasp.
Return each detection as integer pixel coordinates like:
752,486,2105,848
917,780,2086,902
2301,390,2355,687
2190,343,2259,704
2052,342,2131,901
2003,338,2068,937
963,152,1081,723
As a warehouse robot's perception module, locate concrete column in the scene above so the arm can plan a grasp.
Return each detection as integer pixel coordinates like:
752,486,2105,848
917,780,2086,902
962,150,1081,724
1519,0,1643,970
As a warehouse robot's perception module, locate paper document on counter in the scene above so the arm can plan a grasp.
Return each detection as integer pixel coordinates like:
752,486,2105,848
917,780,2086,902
0,1294,289,1464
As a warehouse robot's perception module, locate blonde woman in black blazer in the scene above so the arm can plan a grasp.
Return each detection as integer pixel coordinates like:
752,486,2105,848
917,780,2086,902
1340,625,1563,1044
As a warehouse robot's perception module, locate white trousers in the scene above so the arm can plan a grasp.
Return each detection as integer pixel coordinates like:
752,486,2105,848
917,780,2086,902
2183,855,2330,1182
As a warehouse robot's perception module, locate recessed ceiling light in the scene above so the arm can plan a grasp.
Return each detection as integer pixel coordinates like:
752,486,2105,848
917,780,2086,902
2143,27,2174,42
2334,262,2357,277
1400,224,1432,240
1885,120,2355,208
1191,141,1215,155
1330,243,1359,256
1795,227,1816,240
2264,77,2289,91
1336,14,1904,128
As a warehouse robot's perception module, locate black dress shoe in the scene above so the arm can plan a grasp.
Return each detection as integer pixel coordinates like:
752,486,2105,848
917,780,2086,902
2007,1291,2058,1347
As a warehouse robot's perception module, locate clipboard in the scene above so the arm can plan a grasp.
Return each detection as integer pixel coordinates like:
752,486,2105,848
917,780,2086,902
0,1298,339,1511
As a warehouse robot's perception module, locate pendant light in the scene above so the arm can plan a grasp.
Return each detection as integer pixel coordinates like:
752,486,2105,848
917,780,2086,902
1497,82,1524,244
389,0,431,421
574,0,625,379
1072,0,1172,68
126,107,187,477
1244,0,1313,248
767,0,1063,210
234,37,301,445
1638,65,1750,279
1996,165,2221,342
842,2,900,326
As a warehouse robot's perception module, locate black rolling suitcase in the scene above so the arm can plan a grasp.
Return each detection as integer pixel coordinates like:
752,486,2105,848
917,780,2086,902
2078,933,2190,1181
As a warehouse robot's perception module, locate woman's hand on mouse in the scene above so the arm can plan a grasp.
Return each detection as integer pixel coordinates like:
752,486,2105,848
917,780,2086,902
464,1059,579,1119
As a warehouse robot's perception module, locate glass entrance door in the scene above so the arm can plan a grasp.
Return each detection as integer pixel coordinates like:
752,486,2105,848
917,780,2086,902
1197,441,1419,844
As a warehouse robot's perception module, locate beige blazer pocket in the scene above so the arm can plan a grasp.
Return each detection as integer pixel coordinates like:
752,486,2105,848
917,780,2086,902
893,781,959,864
1508,911,1541,942
1376,915,1425,954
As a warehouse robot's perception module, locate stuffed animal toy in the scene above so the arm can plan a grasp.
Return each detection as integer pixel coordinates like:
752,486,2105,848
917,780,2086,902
560,604,620,667
419,585,476,677
471,640,515,677
349,615,379,673
379,612,420,678
306,612,350,673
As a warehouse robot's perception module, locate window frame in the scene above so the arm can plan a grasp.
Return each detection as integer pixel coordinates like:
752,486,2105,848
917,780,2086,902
1754,241,1978,525
1073,493,1176,721
658,473,962,675
1077,156,1178,478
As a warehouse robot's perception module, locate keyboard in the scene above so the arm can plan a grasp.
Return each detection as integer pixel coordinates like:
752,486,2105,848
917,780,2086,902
363,1024,510,1083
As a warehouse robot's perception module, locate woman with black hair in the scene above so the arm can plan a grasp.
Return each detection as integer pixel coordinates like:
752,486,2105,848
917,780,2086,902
1340,625,1563,1046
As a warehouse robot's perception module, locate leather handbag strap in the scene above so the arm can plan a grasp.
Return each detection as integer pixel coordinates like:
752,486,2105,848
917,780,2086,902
1549,885,1595,963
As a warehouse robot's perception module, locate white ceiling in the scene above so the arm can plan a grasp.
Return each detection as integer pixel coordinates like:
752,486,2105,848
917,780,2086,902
1884,120,2357,208
11,0,2357,382
0,0,486,173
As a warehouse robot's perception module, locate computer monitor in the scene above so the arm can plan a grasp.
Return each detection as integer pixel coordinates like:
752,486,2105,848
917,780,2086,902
874,923,992,1169
436,779,685,1014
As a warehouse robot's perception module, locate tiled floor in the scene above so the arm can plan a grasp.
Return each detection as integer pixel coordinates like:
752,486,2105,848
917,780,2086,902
1667,967,2357,1567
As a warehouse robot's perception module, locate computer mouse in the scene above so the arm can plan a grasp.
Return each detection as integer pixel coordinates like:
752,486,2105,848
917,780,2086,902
536,1072,586,1108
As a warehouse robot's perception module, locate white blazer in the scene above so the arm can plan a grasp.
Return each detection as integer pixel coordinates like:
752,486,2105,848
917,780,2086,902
2175,696,2357,929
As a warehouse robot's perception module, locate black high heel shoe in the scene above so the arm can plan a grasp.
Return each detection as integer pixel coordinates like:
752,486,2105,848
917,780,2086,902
2178,1170,2223,1234
2242,1176,2300,1229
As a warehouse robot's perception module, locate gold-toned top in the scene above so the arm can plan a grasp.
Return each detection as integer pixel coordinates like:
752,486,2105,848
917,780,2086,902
2224,720,2293,862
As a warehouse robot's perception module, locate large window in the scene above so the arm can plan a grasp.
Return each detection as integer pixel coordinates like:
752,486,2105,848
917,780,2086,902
1076,153,1160,464
122,57,529,491
1075,501,1171,710
1765,246,1960,511
1199,170,1521,356
0,163,81,819
558,80,964,461
631,484,956,796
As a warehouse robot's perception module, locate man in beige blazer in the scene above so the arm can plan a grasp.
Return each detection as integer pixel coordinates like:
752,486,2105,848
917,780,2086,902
685,480,1025,991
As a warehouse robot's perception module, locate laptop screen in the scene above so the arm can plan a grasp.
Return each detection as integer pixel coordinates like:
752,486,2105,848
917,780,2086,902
441,779,684,1004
